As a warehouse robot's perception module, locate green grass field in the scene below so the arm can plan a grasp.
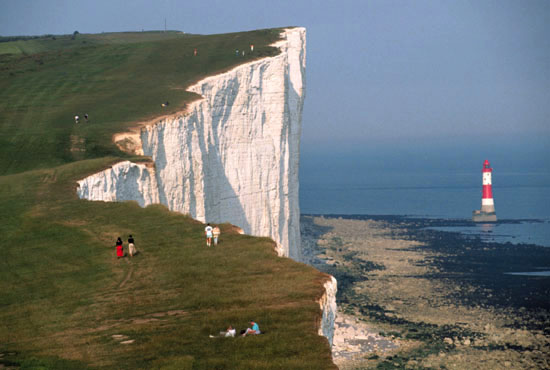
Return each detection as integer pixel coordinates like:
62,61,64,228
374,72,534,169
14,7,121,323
0,30,335,369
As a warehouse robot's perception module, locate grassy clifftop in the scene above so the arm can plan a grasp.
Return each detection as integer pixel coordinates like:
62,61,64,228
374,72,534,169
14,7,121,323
0,29,281,175
0,30,335,369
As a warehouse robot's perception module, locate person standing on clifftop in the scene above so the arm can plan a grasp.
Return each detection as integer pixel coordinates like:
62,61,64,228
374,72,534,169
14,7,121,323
116,237,124,258
213,226,221,246
128,234,136,257
205,223,213,247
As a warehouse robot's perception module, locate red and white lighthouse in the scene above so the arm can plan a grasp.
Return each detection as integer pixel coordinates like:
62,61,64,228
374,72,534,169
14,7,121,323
473,159,497,222
481,160,495,213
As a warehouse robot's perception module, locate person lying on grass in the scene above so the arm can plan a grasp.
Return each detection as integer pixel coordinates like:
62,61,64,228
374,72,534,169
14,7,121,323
242,321,260,336
209,325,236,338
222,325,236,337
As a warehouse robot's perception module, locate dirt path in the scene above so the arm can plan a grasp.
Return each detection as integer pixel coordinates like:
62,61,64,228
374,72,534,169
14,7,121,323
118,258,132,288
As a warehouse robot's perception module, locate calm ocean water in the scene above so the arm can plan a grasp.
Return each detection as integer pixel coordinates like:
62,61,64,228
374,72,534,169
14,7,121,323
300,169,550,248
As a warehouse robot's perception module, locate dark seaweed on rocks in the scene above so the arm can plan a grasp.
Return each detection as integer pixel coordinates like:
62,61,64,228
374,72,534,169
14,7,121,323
407,220,550,313
318,215,550,329
322,214,550,312
347,292,482,345
302,214,550,367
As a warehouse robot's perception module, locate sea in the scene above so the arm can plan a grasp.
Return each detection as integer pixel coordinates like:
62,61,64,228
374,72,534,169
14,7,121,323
299,145,550,251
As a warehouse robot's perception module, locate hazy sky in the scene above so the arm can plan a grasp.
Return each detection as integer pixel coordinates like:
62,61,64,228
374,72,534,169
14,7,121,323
1,0,549,157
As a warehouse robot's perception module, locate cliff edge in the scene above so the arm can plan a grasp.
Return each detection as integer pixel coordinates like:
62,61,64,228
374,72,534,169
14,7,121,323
76,27,337,346
77,27,305,260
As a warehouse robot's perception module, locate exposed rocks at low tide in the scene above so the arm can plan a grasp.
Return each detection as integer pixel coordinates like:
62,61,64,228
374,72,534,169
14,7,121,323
332,312,398,363
301,215,550,369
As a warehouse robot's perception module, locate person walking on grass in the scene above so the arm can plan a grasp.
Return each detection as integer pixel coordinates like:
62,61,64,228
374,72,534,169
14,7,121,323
205,223,213,247
116,237,124,258
128,234,136,257
74,115,79,124
213,225,221,246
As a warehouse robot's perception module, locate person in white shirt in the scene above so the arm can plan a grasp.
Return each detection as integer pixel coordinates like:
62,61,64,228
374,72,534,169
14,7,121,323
205,223,213,247
224,325,236,337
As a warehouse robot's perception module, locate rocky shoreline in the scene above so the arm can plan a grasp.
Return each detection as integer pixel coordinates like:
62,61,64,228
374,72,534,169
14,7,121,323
301,215,550,369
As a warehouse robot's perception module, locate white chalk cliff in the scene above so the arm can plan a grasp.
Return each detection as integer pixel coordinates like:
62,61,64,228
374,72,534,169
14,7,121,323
76,27,337,346
78,27,304,259
318,275,338,346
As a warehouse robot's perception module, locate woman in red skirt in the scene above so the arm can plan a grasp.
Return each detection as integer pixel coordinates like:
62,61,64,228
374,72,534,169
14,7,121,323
116,237,124,258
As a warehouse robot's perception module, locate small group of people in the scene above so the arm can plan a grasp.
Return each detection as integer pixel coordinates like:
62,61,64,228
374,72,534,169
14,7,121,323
115,235,138,258
204,223,221,247
74,113,89,124
214,321,261,338
235,44,254,57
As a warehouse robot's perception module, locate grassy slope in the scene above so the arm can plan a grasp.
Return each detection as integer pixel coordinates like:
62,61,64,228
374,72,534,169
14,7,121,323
0,30,335,369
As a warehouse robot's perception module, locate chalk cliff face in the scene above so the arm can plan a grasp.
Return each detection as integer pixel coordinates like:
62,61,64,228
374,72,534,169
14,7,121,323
76,27,337,346
318,276,338,346
78,27,305,259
